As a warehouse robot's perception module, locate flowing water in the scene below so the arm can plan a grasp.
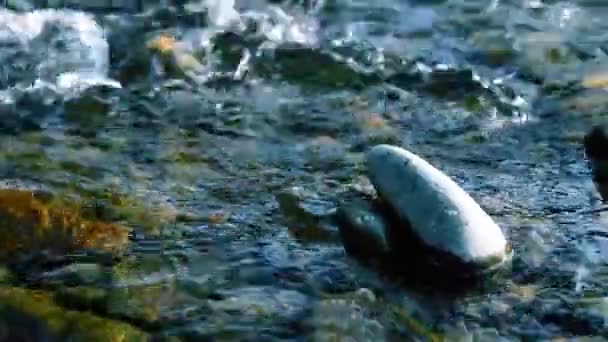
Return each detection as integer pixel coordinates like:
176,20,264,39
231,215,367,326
1,0,608,340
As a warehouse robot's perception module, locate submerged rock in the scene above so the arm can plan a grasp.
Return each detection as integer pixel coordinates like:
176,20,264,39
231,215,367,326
275,187,340,243
364,144,510,273
0,286,148,341
311,298,384,341
0,189,130,262
336,197,391,259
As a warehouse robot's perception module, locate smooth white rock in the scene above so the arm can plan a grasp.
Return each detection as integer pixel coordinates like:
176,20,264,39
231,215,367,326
366,144,508,265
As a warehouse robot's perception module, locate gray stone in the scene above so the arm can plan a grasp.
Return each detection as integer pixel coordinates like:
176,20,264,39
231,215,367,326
366,144,510,271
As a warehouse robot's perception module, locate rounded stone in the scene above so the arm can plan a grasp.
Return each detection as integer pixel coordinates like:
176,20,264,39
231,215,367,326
366,144,510,271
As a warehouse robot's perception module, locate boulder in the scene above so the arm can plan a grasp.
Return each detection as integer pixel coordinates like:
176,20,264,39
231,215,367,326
584,125,608,201
365,144,510,272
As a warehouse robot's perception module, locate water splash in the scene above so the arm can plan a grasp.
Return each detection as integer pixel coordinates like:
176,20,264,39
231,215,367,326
205,0,241,29
0,9,113,93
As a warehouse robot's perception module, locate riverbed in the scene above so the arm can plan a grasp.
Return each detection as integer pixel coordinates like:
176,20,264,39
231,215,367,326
1,0,608,340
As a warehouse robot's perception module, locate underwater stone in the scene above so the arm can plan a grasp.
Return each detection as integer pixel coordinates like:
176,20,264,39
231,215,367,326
366,144,510,270
0,287,148,341
336,198,391,259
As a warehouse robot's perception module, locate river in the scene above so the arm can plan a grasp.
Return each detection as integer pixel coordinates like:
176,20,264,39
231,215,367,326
1,0,608,340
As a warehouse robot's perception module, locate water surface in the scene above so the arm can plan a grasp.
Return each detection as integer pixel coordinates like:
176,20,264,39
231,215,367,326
1,0,608,340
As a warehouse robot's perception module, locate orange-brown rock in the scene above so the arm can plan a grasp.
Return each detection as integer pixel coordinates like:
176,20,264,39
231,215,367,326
147,35,178,56
146,34,204,79
0,189,129,261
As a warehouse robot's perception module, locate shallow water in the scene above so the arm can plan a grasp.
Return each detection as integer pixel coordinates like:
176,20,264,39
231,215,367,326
1,0,608,340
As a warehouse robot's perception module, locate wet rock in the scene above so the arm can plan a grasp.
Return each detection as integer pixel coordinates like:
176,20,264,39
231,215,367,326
106,282,168,326
310,298,385,341
336,197,391,259
515,31,581,84
365,144,510,273
584,125,608,201
37,263,105,286
555,88,608,117
3,0,34,12
583,65,608,89
0,85,60,134
202,286,311,337
51,258,185,329
275,187,340,243
299,136,348,169
313,265,359,294
469,30,515,66
105,18,154,85
0,189,130,262
391,305,443,342
61,76,120,135
147,34,205,82
540,309,604,336
208,286,309,320
0,286,148,341
584,125,608,161
258,47,383,89
81,187,178,236
520,228,550,268
102,256,180,326
354,112,399,147
422,68,484,99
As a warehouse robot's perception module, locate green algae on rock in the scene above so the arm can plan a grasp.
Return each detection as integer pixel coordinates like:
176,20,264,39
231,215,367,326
0,286,148,341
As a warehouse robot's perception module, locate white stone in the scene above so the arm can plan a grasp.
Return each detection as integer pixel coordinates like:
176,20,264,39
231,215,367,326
366,144,508,266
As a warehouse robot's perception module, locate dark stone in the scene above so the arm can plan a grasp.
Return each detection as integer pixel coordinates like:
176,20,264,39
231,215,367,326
0,305,51,342
540,310,604,336
584,125,608,161
336,197,391,260
584,125,608,200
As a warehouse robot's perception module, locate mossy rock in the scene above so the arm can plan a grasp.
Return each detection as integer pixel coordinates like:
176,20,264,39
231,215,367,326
0,286,148,341
0,189,130,262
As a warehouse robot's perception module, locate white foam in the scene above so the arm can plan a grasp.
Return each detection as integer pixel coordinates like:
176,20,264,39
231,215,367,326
0,8,113,93
205,0,241,28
